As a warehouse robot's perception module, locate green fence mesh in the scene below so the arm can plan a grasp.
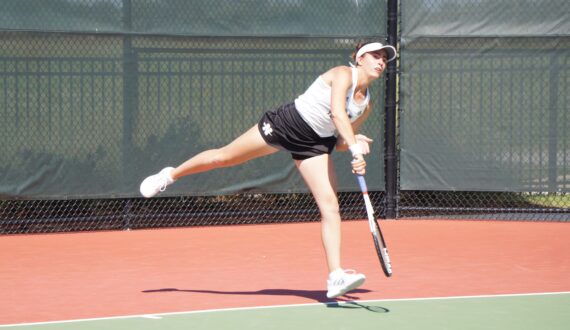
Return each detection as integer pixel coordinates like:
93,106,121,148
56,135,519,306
0,0,568,234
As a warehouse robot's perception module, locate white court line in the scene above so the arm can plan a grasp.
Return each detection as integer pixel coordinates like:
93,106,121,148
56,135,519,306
1,291,569,328
140,315,162,320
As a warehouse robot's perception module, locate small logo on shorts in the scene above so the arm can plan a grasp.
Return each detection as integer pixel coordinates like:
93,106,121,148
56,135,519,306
262,122,273,136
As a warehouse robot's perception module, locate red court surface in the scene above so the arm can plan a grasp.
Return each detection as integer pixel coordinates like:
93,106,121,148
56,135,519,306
1,220,569,325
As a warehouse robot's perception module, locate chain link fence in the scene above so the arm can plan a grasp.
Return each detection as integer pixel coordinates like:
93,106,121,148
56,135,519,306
1,1,389,234
1,0,569,234
0,191,386,234
398,0,569,220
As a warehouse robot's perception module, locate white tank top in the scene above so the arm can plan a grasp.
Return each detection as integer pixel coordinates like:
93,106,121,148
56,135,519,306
294,67,369,137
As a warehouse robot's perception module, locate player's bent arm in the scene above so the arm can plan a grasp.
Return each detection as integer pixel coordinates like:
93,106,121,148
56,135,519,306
329,67,358,151
336,102,373,152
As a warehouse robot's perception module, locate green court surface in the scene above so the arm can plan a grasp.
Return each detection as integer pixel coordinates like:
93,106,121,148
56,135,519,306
4,292,569,330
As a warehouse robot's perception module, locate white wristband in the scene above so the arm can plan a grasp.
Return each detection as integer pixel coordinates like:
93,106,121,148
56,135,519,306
349,144,363,157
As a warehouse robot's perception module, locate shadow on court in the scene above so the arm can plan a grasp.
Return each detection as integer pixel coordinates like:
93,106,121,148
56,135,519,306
142,288,372,303
327,301,390,313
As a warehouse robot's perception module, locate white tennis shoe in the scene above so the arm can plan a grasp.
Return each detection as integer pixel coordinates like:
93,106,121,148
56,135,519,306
139,167,176,198
326,269,366,299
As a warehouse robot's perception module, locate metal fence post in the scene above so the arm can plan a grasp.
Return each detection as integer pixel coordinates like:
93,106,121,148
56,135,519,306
122,0,136,229
548,52,560,192
383,0,399,219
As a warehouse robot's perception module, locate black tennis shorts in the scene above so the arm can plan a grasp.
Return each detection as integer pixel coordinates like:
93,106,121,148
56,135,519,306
258,102,337,160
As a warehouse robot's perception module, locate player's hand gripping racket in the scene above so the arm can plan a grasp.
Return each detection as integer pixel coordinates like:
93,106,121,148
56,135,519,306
356,175,393,277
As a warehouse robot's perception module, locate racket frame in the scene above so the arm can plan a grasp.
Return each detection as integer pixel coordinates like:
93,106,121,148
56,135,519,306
356,175,393,277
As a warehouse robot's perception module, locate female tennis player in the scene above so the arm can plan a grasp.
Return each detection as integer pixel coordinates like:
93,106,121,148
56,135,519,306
140,41,396,299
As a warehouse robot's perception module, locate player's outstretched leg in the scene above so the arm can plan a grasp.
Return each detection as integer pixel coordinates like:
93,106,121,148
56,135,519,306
140,125,278,198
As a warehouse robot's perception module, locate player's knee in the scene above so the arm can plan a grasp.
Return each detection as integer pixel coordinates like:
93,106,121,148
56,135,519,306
211,149,238,168
320,206,341,225
318,196,340,217
210,150,228,167
322,206,340,218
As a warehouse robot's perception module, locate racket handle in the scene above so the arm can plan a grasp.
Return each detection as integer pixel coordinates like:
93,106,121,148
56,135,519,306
356,175,368,194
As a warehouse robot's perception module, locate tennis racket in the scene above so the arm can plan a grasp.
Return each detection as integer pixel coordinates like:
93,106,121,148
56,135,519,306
356,175,393,277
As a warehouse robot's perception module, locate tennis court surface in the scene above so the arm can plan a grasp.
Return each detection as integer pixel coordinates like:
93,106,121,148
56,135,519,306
1,220,569,329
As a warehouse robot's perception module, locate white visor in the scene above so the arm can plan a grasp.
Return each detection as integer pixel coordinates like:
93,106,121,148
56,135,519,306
356,42,397,62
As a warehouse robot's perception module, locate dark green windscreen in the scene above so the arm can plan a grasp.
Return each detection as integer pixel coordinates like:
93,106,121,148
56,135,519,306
0,0,388,198
399,0,569,192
